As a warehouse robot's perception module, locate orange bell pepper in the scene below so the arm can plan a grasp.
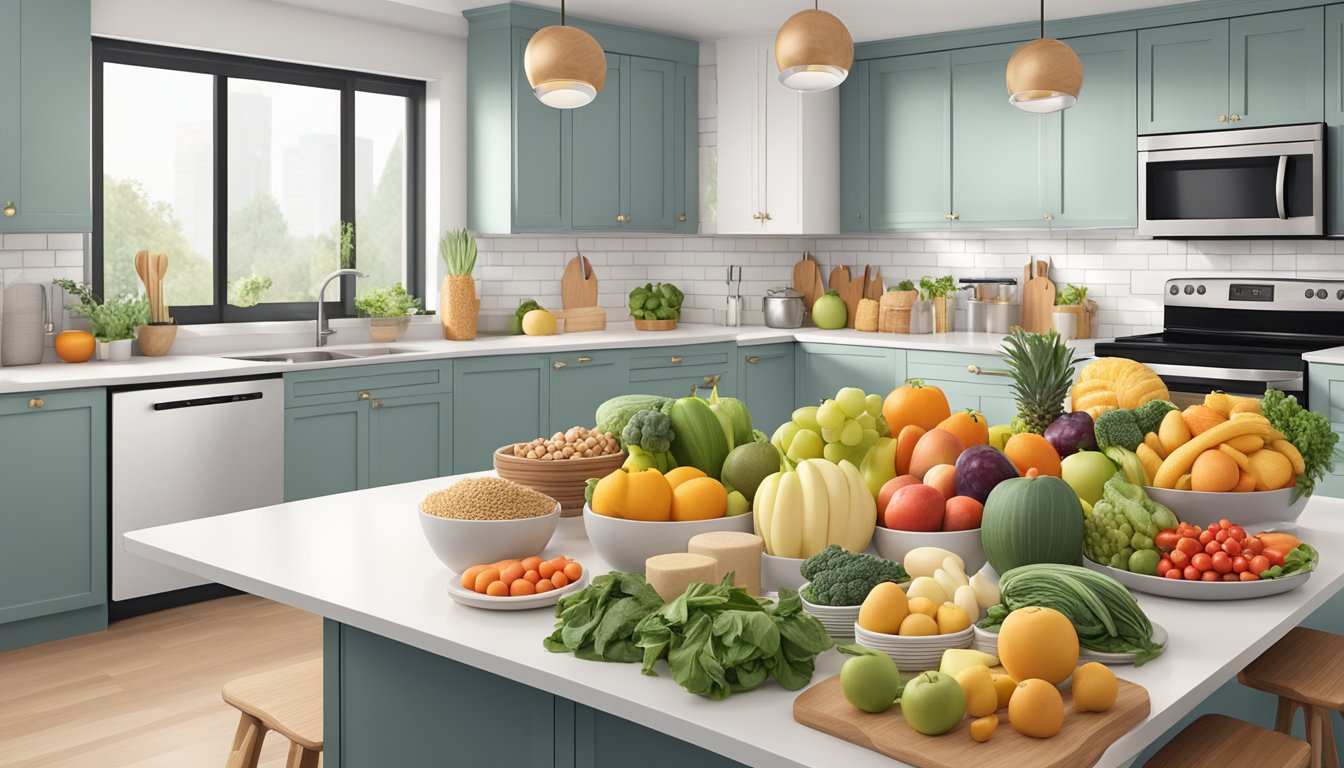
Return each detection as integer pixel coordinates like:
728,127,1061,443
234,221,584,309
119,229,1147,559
591,467,672,521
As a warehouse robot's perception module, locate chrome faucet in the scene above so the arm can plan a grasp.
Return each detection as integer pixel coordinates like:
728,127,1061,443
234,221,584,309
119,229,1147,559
316,268,365,347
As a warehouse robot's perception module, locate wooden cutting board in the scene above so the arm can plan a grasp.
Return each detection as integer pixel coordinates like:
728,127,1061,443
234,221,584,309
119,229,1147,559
793,253,824,309
829,266,865,329
1021,258,1056,334
862,266,883,301
561,255,599,310
795,674,1150,768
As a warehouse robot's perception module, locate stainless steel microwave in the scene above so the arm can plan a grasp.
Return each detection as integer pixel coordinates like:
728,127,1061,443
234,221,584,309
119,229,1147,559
1137,123,1324,237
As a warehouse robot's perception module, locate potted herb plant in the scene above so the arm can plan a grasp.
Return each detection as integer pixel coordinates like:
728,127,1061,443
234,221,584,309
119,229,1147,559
439,228,479,340
355,283,422,342
916,275,957,333
629,282,683,330
1053,283,1095,340
879,278,919,333
54,279,150,362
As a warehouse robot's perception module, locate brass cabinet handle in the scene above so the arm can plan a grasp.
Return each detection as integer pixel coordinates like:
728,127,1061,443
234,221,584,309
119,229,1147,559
2,201,15,218
577,356,592,363
752,212,762,221
670,356,683,363
1043,213,1055,221
854,211,862,220
28,397,44,409
677,213,687,222
553,361,568,370
1219,114,1228,122
703,374,721,387
747,355,760,364
370,400,384,409
967,364,1013,378
944,212,953,221
1229,114,1241,122
357,391,371,400
763,212,772,221
951,212,959,220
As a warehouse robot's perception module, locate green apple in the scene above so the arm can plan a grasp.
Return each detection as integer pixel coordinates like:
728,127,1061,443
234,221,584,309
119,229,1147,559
725,490,749,517
900,671,966,736
1062,450,1120,505
841,654,902,714
987,424,1012,452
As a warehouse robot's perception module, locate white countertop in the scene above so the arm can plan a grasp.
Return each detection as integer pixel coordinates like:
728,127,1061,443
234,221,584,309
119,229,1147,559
0,324,1100,395
126,475,1344,768
1303,346,1344,365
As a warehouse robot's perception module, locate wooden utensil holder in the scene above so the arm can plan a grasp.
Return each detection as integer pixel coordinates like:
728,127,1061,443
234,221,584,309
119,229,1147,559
440,276,478,340
136,323,177,357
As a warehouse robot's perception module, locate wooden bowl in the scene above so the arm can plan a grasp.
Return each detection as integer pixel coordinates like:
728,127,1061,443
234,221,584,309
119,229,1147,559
136,323,177,357
633,318,677,331
493,444,627,517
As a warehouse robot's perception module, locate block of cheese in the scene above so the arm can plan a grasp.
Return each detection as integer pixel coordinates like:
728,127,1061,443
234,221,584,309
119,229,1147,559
645,553,718,602
688,531,764,596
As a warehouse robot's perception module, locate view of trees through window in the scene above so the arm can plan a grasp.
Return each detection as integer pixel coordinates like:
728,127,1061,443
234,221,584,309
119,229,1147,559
100,54,414,319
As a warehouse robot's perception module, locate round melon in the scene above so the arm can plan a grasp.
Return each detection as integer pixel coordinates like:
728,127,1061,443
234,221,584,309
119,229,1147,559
997,606,1079,686
980,474,1083,574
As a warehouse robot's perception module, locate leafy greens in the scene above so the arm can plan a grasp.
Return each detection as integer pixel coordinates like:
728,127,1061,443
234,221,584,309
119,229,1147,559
544,572,665,663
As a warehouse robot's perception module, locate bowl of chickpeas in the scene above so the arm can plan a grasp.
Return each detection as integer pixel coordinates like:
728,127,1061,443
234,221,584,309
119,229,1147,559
493,427,627,517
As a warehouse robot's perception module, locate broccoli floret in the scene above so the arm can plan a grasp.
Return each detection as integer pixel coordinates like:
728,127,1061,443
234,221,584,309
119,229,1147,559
1094,409,1145,452
1133,400,1178,435
799,545,908,607
621,409,675,454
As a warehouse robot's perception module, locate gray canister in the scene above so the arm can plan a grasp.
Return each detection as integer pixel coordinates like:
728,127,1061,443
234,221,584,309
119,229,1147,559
1,283,47,366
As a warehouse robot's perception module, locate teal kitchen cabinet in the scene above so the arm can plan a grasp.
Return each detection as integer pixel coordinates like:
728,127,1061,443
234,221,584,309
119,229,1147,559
1308,362,1344,497
0,388,107,651
839,59,870,232
867,51,952,230
465,5,697,234
1055,32,1138,229
0,0,91,232
629,343,736,400
453,355,548,472
906,350,1018,427
574,704,744,767
796,343,904,406
950,43,1061,228
549,349,629,434
284,361,453,500
738,344,796,434
1139,8,1322,134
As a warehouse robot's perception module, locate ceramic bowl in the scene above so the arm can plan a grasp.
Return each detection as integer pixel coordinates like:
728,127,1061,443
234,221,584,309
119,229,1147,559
581,504,754,573
418,502,561,572
872,526,987,576
761,552,807,592
854,623,974,671
1143,486,1308,528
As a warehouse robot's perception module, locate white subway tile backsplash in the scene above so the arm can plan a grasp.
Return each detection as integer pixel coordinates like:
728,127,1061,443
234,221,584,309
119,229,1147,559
2,233,46,250
46,233,85,251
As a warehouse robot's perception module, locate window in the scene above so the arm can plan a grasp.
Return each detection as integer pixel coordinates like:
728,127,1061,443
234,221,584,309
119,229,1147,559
93,40,424,323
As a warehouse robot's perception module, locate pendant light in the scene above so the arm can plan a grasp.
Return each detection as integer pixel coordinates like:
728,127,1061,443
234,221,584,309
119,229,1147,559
524,0,606,109
1005,0,1082,113
774,1,854,92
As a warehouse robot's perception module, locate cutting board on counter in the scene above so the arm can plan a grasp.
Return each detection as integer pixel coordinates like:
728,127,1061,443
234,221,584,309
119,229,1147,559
794,674,1150,768
829,266,866,329
862,265,883,301
559,255,605,332
1021,258,1056,334
792,253,824,310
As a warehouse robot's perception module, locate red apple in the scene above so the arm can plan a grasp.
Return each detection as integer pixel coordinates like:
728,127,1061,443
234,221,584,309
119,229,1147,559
923,464,957,500
943,496,984,531
884,484,946,532
877,475,921,522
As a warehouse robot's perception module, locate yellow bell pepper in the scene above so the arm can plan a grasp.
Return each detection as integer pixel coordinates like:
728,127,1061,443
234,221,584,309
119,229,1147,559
591,467,672,521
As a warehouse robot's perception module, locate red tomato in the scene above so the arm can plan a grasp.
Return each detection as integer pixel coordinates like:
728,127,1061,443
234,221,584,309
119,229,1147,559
1263,548,1286,568
1155,530,1181,552
1199,530,1215,545
1240,571,1261,582
1211,551,1232,574
1191,553,1213,572
1219,518,1232,530
1201,570,1221,582
1229,526,1247,541
1249,555,1270,575
1177,522,1194,535
1232,556,1249,573
1223,573,1240,582
1183,525,1202,538
1164,568,1183,580
1205,540,1222,556
1245,538,1265,555
1170,550,1191,569
1183,566,1202,581
1207,522,1222,533
1175,538,1201,556
1223,538,1242,557
1158,557,1174,573
1215,530,1229,543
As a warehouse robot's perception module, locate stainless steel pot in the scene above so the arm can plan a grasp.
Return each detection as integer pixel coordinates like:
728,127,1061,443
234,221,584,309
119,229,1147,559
966,300,1021,335
764,287,805,328
959,277,1018,304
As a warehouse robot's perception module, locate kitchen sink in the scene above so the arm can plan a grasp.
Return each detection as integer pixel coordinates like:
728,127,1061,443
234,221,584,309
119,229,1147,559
224,347,413,363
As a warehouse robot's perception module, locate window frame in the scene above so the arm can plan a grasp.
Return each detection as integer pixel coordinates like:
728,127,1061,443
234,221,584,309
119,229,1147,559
92,38,426,324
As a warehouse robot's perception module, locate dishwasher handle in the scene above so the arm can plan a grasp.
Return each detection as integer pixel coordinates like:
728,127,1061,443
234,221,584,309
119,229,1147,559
152,391,266,411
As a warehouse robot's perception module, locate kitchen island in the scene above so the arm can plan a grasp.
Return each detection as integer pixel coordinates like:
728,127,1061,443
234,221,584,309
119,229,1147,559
126,474,1344,767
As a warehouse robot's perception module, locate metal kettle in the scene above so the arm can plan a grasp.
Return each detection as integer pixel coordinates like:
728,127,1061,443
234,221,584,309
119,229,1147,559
764,287,805,328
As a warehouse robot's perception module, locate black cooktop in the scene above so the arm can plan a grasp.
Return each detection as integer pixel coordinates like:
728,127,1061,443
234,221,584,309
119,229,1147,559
1094,330,1325,371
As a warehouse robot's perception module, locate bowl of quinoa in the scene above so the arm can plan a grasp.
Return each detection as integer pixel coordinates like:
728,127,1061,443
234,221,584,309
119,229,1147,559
418,477,561,571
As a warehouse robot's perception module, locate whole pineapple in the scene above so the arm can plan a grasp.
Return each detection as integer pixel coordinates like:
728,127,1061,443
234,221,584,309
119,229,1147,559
1002,329,1076,434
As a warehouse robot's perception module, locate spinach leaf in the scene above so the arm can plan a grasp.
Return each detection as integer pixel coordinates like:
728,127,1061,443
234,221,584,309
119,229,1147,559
544,572,664,663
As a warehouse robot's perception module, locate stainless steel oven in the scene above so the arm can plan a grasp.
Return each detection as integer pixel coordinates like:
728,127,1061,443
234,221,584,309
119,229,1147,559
1138,124,1324,237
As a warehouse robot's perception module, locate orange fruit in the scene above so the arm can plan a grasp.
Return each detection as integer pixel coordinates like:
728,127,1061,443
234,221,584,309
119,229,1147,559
1181,405,1227,437
1233,469,1256,493
670,476,728,521
1003,433,1061,477
664,466,708,489
1191,449,1238,492
936,410,989,448
895,424,926,476
54,330,95,363
883,379,951,435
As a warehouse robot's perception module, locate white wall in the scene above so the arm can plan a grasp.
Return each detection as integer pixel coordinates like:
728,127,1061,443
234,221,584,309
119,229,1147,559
91,0,467,299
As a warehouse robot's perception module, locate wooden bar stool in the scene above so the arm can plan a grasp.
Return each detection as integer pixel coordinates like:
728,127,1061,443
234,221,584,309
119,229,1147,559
1145,714,1310,768
1239,627,1344,768
222,658,323,768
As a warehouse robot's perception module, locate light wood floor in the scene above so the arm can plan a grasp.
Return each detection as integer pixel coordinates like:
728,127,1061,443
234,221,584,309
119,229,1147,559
0,595,322,767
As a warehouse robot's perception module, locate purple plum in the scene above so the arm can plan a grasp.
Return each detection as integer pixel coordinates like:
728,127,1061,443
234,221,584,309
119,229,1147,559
954,444,1020,503
1044,411,1097,457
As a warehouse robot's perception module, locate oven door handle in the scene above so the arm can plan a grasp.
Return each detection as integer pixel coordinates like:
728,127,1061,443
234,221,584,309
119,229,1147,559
1275,154,1288,220
1142,362,1302,390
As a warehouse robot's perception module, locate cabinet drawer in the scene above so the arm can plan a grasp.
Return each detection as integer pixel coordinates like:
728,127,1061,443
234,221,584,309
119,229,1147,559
907,350,1012,388
628,343,734,397
285,360,452,406
627,343,733,371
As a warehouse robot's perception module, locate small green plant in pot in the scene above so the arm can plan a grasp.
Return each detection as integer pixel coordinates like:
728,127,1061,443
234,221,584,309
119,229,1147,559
629,282,683,330
1052,283,1093,340
919,275,957,333
54,279,150,361
355,283,422,342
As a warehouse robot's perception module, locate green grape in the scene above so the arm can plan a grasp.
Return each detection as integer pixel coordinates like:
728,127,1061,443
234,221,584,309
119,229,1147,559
840,419,863,447
865,393,884,418
816,400,845,431
771,421,801,455
787,428,824,462
820,425,842,443
834,387,867,419
792,406,820,431
855,412,876,431
822,442,849,464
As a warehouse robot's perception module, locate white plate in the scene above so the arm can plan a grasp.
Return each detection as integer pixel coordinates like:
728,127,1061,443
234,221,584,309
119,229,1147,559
446,570,590,610
1083,558,1311,601
972,622,1170,665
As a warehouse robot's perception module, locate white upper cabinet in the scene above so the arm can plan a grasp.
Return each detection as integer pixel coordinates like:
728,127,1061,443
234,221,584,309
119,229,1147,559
716,37,838,235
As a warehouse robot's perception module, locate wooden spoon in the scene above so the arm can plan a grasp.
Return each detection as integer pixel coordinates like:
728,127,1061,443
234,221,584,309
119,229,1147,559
154,252,169,323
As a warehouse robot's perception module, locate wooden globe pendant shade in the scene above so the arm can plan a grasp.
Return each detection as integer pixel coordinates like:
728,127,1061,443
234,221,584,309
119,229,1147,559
774,6,854,92
1006,38,1083,113
524,2,606,109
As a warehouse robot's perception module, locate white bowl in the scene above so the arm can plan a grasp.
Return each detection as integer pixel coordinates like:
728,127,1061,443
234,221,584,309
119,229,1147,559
800,585,861,636
1143,486,1308,528
854,623,974,671
581,504,754,573
872,526,987,575
418,502,561,572
762,553,807,592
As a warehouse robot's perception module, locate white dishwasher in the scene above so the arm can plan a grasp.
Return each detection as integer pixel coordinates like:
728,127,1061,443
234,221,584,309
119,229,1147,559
111,377,284,606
